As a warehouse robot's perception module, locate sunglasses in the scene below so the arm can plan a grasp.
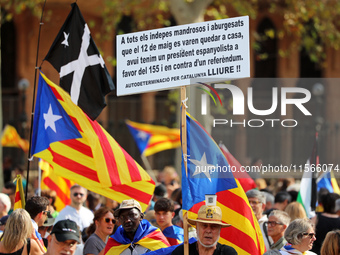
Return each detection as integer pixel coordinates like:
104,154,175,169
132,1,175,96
73,193,84,197
104,218,116,224
301,232,316,239
43,210,51,216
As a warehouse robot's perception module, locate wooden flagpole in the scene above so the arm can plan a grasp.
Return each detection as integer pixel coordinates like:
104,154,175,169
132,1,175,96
140,154,157,182
26,0,47,200
180,86,189,255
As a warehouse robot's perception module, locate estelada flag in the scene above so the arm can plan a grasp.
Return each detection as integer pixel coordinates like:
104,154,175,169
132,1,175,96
1,125,29,152
31,72,154,211
14,175,25,210
219,143,257,192
44,3,114,120
40,159,74,212
126,120,180,156
181,113,265,255
105,220,170,254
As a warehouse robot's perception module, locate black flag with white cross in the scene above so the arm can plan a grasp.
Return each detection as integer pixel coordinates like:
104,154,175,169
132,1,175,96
44,3,115,120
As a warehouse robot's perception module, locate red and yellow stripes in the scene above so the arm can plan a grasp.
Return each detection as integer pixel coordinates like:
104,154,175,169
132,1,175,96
1,125,29,152
186,180,265,255
13,175,25,210
35,73,155,211
105,228,170,255
40,159,74,212
126,119,180,156
138,228,170,250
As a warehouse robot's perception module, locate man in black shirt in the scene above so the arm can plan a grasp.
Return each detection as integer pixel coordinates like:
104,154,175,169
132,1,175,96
171,203,237,255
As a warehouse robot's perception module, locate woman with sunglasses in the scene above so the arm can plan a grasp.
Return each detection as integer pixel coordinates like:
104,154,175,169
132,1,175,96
279,218,317,254
83,207,115,255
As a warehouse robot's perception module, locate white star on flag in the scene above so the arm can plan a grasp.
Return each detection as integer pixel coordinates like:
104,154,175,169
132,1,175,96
137,131,148,141
189,152,215,182
43,104,62,132
61,32,69,47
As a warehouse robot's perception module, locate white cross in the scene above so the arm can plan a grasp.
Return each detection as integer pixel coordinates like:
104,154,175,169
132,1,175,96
59,24,105,105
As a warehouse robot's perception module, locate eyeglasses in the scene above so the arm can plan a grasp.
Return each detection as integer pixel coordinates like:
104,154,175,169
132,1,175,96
119,212,139,222
265,221,283,227
73,193,84,197
104,218,116,224
301,232,316,239
248,200,261,205
43,210,51,216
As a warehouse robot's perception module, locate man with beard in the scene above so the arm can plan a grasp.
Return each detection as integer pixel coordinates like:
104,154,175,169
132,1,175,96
104,199,170,254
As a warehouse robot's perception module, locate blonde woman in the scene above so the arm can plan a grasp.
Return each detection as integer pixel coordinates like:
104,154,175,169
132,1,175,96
0,209,43,255
285,202,307,222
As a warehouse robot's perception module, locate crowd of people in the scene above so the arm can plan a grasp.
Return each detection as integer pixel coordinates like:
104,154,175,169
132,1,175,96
0,166,339,255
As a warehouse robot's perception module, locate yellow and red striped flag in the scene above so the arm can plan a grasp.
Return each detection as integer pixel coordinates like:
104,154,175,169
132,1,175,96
125,120,180,156
40,159,74,212
13,175,25,210
182,113,265,255
31,72,155,211
1,125,29,152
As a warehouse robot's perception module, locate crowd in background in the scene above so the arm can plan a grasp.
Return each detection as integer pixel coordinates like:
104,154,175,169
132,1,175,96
0,165,339,255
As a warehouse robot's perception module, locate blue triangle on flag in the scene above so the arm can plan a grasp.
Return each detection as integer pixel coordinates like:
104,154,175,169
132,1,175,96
126,124,151,154
31,73,82,155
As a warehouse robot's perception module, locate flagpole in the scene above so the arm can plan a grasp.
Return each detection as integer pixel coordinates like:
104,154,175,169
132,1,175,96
25,0,47,200
140,154,157,182
180,86,189,255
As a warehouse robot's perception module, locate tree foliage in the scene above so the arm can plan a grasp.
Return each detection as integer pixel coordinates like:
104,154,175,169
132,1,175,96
2,0,340,64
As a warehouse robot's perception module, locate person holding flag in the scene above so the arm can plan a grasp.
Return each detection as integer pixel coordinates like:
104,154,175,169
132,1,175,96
171,195,237,255
104,199,170,254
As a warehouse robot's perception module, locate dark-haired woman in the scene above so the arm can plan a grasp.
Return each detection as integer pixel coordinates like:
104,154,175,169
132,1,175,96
83,207,115,255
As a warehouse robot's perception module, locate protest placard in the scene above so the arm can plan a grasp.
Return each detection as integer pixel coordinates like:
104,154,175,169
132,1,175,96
117,16,249,96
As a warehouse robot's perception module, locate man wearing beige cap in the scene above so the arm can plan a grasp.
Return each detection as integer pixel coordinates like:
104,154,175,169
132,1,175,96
171,203,237,255
104,199,170,255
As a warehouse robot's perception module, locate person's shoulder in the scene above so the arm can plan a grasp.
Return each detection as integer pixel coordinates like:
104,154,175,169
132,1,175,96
164,225,184,234
218,243,238,255
57,205,73,215
172,225,184,231
306,251,317,255
80,206,94,216
171,243,185,255
263,250,281,255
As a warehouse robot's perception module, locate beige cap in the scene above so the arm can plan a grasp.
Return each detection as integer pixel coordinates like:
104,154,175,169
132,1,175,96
114,199,143,217
187,205,231,228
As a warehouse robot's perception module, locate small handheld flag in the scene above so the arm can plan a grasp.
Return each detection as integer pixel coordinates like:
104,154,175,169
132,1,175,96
14,175,25,210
